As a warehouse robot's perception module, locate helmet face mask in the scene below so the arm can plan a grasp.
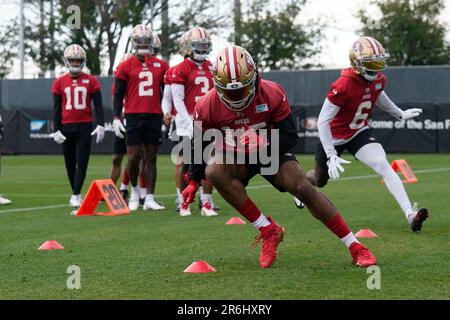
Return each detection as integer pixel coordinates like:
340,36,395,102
130,24,154,56
64,44,86,74
190,39,212,62
213,45,257,111
350,36,389,82
179,27,212,62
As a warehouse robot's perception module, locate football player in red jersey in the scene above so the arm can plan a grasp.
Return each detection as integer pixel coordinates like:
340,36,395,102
113,24,169,211
182,45,376,268
51,44,105,208
304,36,428,232
170,27,219,217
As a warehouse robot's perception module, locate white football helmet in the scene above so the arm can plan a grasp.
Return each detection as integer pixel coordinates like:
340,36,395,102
64,44,86,74
179,27,212,62
130,24,154,56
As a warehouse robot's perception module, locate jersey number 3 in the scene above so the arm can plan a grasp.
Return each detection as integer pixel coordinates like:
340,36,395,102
349,101,372,130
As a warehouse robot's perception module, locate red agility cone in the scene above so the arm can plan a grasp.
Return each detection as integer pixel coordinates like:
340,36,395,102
226,217,246,225
355,229,378,238
183,260,216,273
38,240,64,250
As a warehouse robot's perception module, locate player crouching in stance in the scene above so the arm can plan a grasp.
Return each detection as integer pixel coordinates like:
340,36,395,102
51,44,105,208
182,45,376,268
301,36,428,232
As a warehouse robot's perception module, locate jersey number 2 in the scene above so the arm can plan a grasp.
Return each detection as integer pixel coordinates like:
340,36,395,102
139,71,153,96
349,101,372,130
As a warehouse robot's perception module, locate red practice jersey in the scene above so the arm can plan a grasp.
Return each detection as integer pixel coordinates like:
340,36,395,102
194,78,291,151
114,54,169,114
52,72,101,124
327,68,386,140
170,58,213,115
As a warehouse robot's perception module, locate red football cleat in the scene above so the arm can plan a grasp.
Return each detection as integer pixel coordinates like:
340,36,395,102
252,216,285,268
349,242,377,268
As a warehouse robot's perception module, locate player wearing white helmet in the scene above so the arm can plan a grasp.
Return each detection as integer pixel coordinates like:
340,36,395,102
51,44,105,208
113,24,169,211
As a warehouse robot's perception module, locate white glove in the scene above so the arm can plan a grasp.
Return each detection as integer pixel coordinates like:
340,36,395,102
175,115,193,139
401,108,422,120
327,154,351,180
91,125,105,144
113,118,126,139
50,130,66,144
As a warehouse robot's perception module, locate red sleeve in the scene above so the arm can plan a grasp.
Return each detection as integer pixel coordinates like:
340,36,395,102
327,77,349,107
164,68,172,85
114,60,128,81
90,75,101,93
170,63,187,85
271,84,291,123
51,78,61,95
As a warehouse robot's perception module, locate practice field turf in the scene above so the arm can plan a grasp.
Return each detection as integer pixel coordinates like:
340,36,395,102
0,154,449,300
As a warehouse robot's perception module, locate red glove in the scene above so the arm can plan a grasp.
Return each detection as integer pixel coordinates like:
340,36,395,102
239,128,267,153
182,180,200,205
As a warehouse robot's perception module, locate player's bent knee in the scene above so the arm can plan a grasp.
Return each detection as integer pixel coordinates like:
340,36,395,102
289,179,316,203
205,164,224,186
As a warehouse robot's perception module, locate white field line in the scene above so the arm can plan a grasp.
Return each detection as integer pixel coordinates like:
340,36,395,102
1,166,449,214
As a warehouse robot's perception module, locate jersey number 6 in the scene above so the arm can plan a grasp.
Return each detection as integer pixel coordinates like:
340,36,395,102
349,101,372,130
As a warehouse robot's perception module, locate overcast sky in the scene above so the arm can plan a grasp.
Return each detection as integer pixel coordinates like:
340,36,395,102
1,0,449,78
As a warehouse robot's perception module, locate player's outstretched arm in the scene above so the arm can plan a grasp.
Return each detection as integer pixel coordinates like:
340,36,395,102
376,91,423,120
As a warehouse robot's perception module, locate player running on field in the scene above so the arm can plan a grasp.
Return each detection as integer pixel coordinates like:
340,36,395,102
51,44,105,208
182,45,377,268
298,36,429,232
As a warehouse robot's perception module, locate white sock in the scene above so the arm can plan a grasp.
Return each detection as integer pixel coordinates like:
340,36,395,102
176,188,183,202
341,232,359,248
120,183,128,191
145,194,155,202
140,187,147,199
201,193,212,204
252,213,271,229
131,186,140,199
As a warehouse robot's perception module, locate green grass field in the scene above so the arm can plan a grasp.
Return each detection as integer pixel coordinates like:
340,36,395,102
0,153,449,300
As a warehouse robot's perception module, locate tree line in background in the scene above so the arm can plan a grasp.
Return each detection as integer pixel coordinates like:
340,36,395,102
0,0,449,78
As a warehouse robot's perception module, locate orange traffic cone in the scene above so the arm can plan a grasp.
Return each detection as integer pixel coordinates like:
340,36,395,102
183,260,216,273
226,217,246,225
38,240,64,250
382,159,417,184
355,229,378,238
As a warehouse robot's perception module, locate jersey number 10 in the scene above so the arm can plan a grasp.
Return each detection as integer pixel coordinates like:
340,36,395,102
64,86,87,110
